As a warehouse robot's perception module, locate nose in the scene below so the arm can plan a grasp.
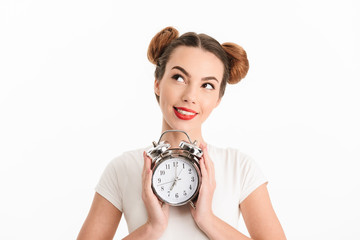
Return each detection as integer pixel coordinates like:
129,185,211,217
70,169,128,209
182,84,197,104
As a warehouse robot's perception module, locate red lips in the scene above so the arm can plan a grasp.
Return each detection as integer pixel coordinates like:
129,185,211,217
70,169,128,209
173,107,198,120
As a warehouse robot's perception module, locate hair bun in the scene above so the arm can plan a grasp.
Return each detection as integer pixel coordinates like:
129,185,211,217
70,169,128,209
147,26,179,65
221,42,249,84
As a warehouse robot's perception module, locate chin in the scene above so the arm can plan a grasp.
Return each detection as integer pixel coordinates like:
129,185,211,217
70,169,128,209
163,115,202,134
170,122,199,134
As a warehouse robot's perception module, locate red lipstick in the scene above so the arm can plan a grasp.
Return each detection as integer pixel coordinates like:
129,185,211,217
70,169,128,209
173,107,198,120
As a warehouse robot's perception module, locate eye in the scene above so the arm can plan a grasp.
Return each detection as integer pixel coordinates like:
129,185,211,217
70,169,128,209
202,83,215,90
172,74,185,83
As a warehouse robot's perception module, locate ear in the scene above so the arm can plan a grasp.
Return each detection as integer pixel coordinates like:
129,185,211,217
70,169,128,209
154,79,160,96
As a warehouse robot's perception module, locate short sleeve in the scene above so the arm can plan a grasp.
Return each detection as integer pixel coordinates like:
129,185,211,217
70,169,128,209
95,159,124,212
238,154,268,204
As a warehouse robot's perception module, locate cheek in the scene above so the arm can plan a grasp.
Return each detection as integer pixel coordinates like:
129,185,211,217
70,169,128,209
201,99,218,116
160,84,181,102
159,86,177,110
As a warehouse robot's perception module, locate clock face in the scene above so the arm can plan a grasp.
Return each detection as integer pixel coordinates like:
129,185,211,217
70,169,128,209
152,155,200,206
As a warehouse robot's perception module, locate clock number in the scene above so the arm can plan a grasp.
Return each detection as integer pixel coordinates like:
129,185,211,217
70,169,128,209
183,190,187,196
183,163,185,169
167,191,170,197
166,164,170,170
188,168,192,174
191,176,195,182
160,170,165,175
175,193,179,198
173,162,178,167
157,178,161,183
161,186,164,191
189,185,192,190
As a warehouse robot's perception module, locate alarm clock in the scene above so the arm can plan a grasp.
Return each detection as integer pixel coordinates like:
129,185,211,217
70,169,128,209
147,130,203,207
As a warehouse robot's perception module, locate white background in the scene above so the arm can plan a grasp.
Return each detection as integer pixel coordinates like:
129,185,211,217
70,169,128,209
1,0,359,239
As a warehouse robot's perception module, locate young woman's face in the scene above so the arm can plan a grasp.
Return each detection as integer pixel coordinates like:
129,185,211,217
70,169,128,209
155,46,223,133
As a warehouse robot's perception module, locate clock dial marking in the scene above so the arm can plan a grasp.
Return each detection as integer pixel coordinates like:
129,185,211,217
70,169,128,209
152,156,200,205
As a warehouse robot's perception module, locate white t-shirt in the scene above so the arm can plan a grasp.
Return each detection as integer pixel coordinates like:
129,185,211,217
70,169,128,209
95,144,267,239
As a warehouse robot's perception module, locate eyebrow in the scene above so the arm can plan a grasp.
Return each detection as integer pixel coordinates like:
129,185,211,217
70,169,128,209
171,66,219,83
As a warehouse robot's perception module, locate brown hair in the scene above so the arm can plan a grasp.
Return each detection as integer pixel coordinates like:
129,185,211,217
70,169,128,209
147,26,249,100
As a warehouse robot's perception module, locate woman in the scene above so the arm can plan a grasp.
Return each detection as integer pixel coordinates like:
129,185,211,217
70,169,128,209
78,27,286,240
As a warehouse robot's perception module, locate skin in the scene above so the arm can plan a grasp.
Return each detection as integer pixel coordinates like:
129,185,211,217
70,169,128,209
77,46,286,240
154,46,222,146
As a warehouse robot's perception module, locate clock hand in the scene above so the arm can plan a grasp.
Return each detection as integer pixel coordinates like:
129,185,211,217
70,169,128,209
170,180,176,191
169,177,182,191
177,168,183,178
175,162,178,178
157,178,182,187
157,180,176,186
170,162,181,191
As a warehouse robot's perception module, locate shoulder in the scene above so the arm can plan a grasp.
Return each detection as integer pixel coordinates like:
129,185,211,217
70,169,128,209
112,147,148,163
96,147,149,193
106,146,149,173
207,144,265,179
207,144,254,164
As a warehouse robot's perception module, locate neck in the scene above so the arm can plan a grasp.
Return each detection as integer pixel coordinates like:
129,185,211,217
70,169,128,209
161,120,204,147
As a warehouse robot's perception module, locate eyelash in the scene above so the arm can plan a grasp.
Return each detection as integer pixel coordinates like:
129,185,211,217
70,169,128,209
172,74,185,82
202,83,215,90
171,74,215,90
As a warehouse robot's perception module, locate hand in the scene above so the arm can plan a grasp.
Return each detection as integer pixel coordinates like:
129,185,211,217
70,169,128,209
189,143,216,229
142,151,169,235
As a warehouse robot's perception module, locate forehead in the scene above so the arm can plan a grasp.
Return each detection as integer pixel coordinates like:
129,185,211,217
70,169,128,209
166,46,224,78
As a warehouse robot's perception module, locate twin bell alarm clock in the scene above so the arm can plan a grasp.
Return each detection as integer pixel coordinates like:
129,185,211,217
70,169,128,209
146,130,203,207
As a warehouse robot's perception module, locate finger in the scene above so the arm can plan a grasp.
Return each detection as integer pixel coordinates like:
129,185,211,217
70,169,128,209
199,143,208,171
202,146,216,188
144,166,152,189
199,157,208,180
162,203,170,217
142,152,149,184
202,145,213,177
205,146,215,172
199,142,207,148
143,152,153,178
142,152,154,195
142,152,147,174
143,151,151,170
199,143,207,153
143,170,160,208
189,202,196,216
